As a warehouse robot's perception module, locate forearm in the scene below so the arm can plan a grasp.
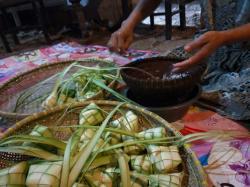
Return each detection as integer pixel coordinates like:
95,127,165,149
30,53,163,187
221,23,250,45
123,0,162,31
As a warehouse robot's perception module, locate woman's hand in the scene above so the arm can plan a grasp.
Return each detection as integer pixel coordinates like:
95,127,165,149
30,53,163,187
173,31,226,70
107,0,162,53
107,22,134,53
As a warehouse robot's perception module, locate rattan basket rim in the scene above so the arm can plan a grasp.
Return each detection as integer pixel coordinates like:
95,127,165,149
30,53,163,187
0,59,118,118
1,100,208,187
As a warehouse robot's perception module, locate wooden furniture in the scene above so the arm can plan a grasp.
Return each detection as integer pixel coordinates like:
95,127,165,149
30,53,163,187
0,0,50,52
150,0,194,40
68,0,132,37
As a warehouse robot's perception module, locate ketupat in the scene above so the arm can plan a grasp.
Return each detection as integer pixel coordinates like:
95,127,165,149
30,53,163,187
138,127,167,140
123,111,139,132
148,145,182,173
103,131,122,145
130,175,148,187
79,103,105,126
123,139,145,155
104,117,127,145
42,91,58,109
84,167,119,187
109,116,123,128
123,127,168,156
72,183,89,187
80,129,96,142
130,155,153,174
0,161,28,186
24,125,55,152
103,115,135,145
29,125,53,137
110,111,139,133
111,111,139,145
26,161,62,187
149,173,184,187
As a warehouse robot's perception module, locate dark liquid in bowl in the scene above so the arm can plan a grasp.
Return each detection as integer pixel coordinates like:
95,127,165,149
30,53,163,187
128,61,174,79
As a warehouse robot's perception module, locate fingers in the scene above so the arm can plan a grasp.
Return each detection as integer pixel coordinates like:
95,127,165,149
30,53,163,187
108,33,119,52
108,27,134,54
117,32,126,53
172,59,192,70
108,31,129,53
173,43,213,70
124,35,133,51
184,34,208,52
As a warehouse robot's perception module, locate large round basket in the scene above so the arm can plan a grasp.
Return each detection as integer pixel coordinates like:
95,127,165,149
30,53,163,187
0,59,118,124
1,100,208,187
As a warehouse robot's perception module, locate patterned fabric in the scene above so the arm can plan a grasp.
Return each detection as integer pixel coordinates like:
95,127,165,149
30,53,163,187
168,0,250,120
181,107,250,187
0,42,158,84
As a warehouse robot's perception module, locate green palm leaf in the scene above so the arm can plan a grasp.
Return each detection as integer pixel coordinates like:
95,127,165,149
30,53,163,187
68,102,124,187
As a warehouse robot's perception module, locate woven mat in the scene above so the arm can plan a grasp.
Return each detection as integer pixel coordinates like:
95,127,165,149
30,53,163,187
0,42,249,187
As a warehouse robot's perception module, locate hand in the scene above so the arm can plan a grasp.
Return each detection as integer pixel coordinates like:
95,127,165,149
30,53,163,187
173,31,226,71
107,22,134,53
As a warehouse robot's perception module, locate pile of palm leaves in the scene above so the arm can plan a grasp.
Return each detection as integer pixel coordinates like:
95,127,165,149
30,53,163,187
42,62,120,109
13,59,124,112
0,102,248,187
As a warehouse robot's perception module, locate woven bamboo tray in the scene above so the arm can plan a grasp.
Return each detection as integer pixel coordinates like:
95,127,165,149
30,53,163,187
1,100,208,187
0,59,118,124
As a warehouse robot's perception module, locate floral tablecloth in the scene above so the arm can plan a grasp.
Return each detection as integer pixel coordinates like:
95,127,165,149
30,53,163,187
0,42,249,187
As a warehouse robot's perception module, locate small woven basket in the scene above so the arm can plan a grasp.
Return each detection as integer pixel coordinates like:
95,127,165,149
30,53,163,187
0,59,118,124
0,100,208,187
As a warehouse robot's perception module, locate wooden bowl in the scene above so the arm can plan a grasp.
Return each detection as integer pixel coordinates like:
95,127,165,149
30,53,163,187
120,56,206,101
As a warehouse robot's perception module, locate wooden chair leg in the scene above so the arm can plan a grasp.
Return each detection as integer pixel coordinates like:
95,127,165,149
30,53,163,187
1,8,12,52
36,0,51,43
164,0,172,40
150,15,155,29
179,2,186,30
71,0,87,38
12,33,19,45
1,33,11,52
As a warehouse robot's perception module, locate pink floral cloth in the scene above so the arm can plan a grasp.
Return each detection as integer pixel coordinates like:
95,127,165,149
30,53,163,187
0,42,249,187
0,42,158,84
181,107,249,187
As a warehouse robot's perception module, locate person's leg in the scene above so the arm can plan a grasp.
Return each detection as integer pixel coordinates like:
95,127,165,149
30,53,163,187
201,48,250,120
